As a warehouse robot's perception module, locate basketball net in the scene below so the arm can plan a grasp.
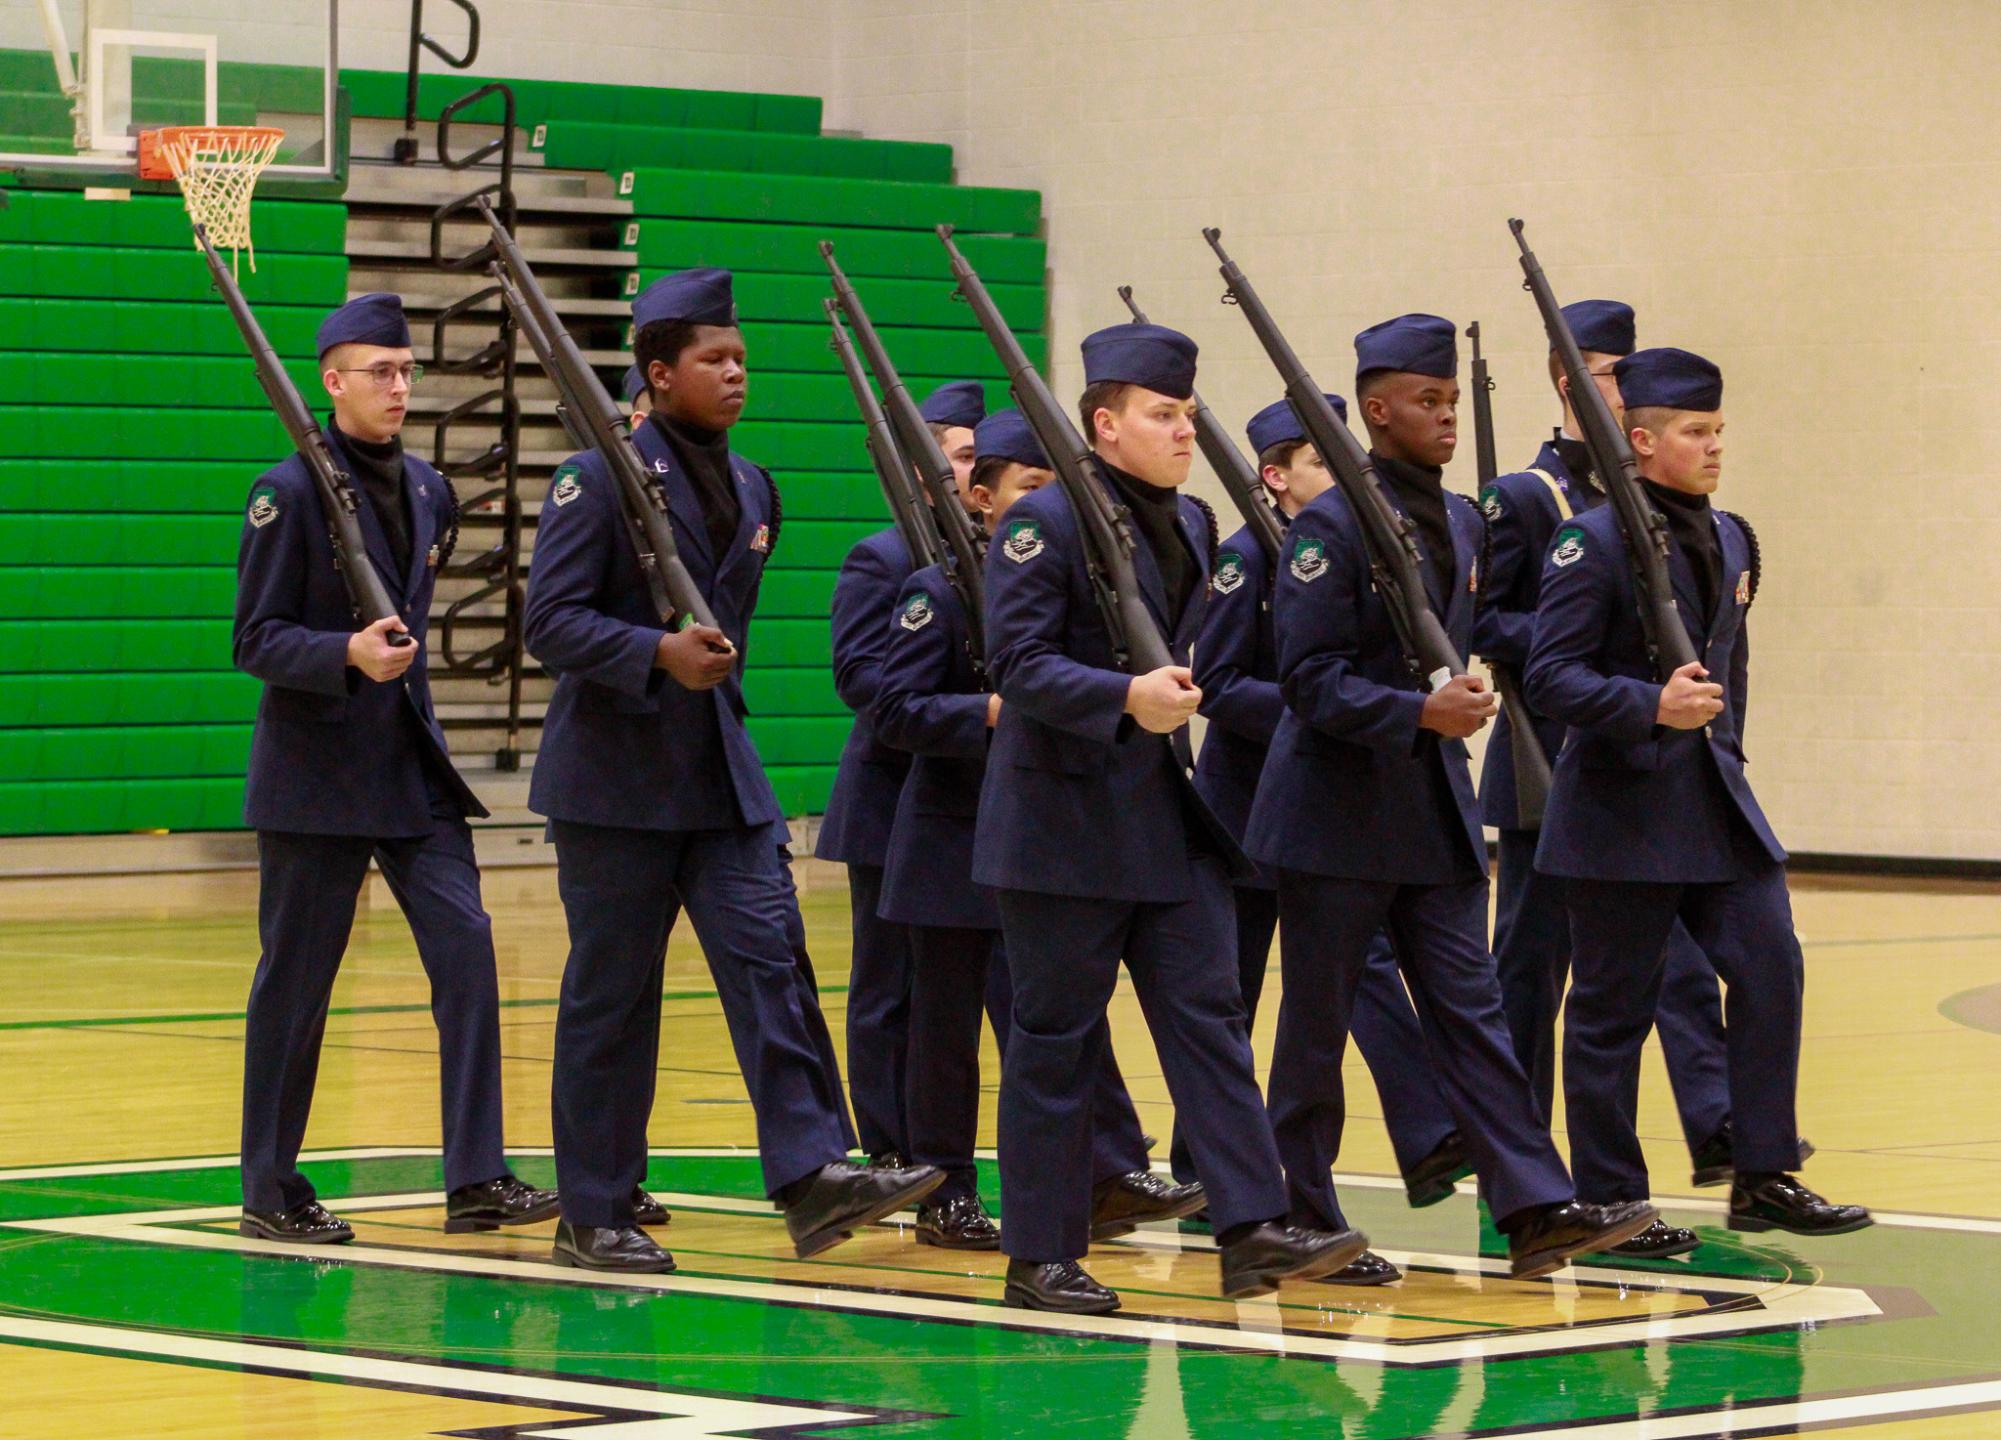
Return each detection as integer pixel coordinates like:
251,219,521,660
138,125,285,276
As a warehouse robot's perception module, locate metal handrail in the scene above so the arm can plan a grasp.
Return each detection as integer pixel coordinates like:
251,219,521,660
395,0,482,165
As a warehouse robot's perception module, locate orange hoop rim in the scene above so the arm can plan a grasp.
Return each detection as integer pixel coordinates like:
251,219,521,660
136,124,286,182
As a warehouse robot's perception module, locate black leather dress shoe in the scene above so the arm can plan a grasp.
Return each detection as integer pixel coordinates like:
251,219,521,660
551,1219,675,1273
444,1174,561,1234
1607,1218,1700,1259
783,1160,945,1258
1690,1122,1817,1188
1507,1200,1657,1279
868,1150,908,1170
1728,1174,1872,1236
1089,1170,1206,1240
1220,1223,1370,1299
240,1201,353,1244
915,1193,1001,1250
1403,1132,1473,1208
632,1187,671,1227
1315,1248,1401,1286
1003,1258,1119,1314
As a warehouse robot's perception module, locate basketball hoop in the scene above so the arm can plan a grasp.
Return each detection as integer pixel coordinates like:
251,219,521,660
138,124,284,275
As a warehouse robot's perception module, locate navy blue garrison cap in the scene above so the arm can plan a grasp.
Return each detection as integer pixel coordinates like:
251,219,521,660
632,267,737,329
1354,313,1457,381
316,293,410,356
1614,347,1723,411
622,363,647,404
973,408,1049,469
1562,299,1637,357
919,380,987,429
1080,322,1198,399
1246,394,1348,456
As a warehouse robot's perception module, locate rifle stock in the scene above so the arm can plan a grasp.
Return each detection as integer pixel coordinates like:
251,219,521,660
195,222,411,647
1203,227,1463,691
1117,284,1283,565
937,226,1172,675
1509,218,1696,677
475,198,724,643
1466,319,1552,829
821,242,988,670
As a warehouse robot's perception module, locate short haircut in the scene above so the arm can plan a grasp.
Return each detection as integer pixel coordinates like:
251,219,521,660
632,319,703,392
928,420,962,447
1355,369,1393,402
1258,438,1310,472
968,454,1014,494
1625,405,1679,441
1548,349,1566,392
1077,380,1134,438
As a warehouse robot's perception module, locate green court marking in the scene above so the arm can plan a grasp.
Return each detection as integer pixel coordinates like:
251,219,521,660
0,1152,1994,1437
1940,982,2001,1036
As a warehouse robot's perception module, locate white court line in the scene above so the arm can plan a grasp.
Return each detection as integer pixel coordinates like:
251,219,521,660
1496,1378,2001,1438
0,1314,876,1439
5,1189,1879,1367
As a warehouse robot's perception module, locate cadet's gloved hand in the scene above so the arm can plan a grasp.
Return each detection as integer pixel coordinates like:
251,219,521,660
347,615,416,683
1419,673,1498,738
656,623,736,690
1656,661,1725,730
1125,666,1202,734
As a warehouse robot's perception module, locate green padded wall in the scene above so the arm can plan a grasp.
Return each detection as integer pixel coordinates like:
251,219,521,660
0,188,347,836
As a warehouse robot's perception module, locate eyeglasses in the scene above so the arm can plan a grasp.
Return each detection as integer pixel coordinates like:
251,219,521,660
336,362,423,388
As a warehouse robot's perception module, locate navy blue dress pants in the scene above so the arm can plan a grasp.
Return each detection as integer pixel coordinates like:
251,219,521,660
843,862,912,1160
243,811,505,1211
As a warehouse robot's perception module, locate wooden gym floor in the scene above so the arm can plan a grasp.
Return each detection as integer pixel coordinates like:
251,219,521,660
0,860,1997,1438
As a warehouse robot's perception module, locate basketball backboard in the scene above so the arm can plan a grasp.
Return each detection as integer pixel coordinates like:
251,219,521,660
1,0,338,186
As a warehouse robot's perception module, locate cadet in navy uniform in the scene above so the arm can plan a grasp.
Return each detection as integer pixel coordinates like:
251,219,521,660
1472,305,1794,1235
978,323,1367,1314
233,294,556,1243
525,269,942,1273
875,409,1199,1250
1246,314,1656,1279
1187,394,1471,1249
819,379,986,1168
1524,346,1869,1238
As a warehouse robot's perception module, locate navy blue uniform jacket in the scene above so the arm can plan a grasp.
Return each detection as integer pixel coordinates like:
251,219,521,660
233,431,484,837
971,475,1245,903
1244,483,1487,884
874,565,996,930
817,527,914,867
1471,439,1593,829
1193,521,1284,890
1523,499,1783,883
522,420,783,832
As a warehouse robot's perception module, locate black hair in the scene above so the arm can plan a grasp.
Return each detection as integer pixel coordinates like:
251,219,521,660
632,319,703,397
968,454,1013,495
1077,380,1134,440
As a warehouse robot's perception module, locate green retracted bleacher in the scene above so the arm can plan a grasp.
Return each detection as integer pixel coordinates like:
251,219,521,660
0,50,1045,835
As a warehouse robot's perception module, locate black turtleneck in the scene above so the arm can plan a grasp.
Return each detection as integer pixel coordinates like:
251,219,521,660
1550,430,1600,498
651,411,741,561
335,425,412,578
1103,460,1196,630
1644,481,1720,617
1372,453,1454,603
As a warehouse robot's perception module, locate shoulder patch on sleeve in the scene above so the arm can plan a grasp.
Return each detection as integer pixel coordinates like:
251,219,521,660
1288,533,1330,583
1479,484,1504,522
898,589,936,632
1001,516,1044,564
246,484,280,529
1549,524,1587,568
550,464,582,507
1212,549,1247,594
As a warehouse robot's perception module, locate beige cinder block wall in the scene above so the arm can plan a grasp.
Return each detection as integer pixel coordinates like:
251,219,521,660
827,0,2001,860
